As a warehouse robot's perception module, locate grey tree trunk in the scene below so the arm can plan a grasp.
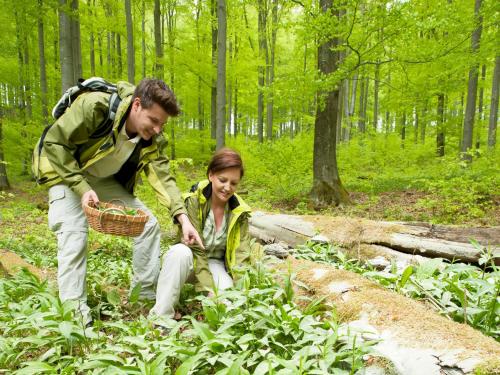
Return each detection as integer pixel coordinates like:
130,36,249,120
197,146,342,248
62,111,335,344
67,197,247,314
141,0,146,77
311,0,350,207
0,106,10,190
125,0,135,83
414,108,418,144
420,102,427,143
211,0,217,139
476,64,486,149
257,0,267,143
266,0,278,141
437,93,445,156
70,0,81,81
357,75,365,133
88,0,95,76
154,0,163,80
401,112,406,147
373,64,380,132
488,55,500,148
59,0,74,92
38,0,48,125
215,0,226,150
195,1,204,131
117,33,123,77
461,0,483,161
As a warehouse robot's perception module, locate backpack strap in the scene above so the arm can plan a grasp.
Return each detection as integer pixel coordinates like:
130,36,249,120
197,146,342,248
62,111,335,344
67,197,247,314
38,92,123,155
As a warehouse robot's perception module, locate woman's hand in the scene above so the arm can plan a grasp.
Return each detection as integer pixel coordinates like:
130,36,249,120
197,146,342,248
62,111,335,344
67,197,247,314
176,213,205,249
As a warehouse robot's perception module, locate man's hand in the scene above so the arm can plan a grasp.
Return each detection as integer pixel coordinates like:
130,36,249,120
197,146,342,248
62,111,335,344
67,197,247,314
81,190,100,207
176,213,205,250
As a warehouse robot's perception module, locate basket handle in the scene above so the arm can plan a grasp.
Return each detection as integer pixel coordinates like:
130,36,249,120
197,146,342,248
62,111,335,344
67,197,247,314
98,207,127,228
107,199,127,209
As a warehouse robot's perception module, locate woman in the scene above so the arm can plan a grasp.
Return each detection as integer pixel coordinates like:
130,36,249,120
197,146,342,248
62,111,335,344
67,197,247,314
150,148,254,320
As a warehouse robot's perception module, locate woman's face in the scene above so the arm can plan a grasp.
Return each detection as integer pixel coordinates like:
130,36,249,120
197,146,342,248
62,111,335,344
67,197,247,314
208,167,242,204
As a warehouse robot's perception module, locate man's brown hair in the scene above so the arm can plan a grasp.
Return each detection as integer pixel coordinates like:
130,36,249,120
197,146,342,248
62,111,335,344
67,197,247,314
133,78,180,116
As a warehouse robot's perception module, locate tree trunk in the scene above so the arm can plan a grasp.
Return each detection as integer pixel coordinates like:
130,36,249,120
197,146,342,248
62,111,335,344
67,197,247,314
38,0,48,125
141,0,146,77
153,0,163,80
215,0,226,150
357,75,365,133
125,0,135,83
437,93,445,156
461,0,483,161
311,0,350,207
116,33,123,78
211,0,217,140
88,0,95,77
414,108,418,144
70,0,81,81
0,108,10,190
257,0,267,143
401,112,406,147
373,62,380,131
420,102,427,143
475,64,486,149
195,0,203,131
59,0,74,92
249,213,500,265
266,0,278,141
488,55,500,148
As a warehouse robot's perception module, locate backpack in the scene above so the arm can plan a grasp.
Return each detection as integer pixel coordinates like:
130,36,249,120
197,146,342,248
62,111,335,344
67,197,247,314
38,77,122,152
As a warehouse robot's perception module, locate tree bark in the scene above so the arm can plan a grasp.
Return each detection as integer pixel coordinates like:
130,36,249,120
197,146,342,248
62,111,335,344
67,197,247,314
125,0,135,83
215,0,226,150
461,0,483,161
154,0,163,80
436,93,445,156
38,0,48,125
310,0,350,207
141,0,146,77
488,55,500,148
257,0,267,143
88,0,95,77
373,63,380,131
249,213,500,265
211,0,217,139
70,0,81,81
266,0,278,141
476,64,486,149
0,107,10,190
59,0,74,92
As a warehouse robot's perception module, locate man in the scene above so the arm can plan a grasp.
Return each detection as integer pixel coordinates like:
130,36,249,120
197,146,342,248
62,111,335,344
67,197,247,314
32,78,203,325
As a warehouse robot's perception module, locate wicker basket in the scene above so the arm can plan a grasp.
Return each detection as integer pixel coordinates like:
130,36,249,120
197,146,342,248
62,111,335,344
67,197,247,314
83,200,149,237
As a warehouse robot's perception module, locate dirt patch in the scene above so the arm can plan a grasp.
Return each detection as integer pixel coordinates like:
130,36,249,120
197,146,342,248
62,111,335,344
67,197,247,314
275,257,500,371
0,249,53,280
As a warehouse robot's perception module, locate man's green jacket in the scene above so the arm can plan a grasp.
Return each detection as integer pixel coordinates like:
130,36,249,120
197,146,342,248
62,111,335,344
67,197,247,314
181,179,254,291
32,81,186,218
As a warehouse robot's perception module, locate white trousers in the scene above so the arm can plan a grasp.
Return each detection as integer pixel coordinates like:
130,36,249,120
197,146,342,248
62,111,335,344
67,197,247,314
150,243,233,319
48,177,161,323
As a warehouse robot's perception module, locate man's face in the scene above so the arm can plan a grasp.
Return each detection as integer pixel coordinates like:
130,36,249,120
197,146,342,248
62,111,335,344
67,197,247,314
127,98,169,140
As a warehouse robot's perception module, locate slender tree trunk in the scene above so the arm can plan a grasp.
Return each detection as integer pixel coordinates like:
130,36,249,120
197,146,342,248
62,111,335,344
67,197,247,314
216,0,226,150
358,74,366,133
125,0,135,83
401,112,406,147
59,0,74,92
420,103,427,143
116,33,122,77
0,108,9,190
141,0,146,77
88,0,95,76
475,64,486,149
195,1,203,131
266,0,278,141
488,55,499,148
414,107,418,144
211,0,217,139
461,0,483,161
154,0,163,79
257,0,267,143
70,0,81,81
437,94,445,156
38,0,48,125
373,63,380,131
98,33,103,75
311,0,350,207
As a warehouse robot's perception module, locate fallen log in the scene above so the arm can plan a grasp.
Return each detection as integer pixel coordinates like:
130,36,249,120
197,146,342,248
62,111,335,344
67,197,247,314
273,257,500,375
0,249,52,280
250,213,500,265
